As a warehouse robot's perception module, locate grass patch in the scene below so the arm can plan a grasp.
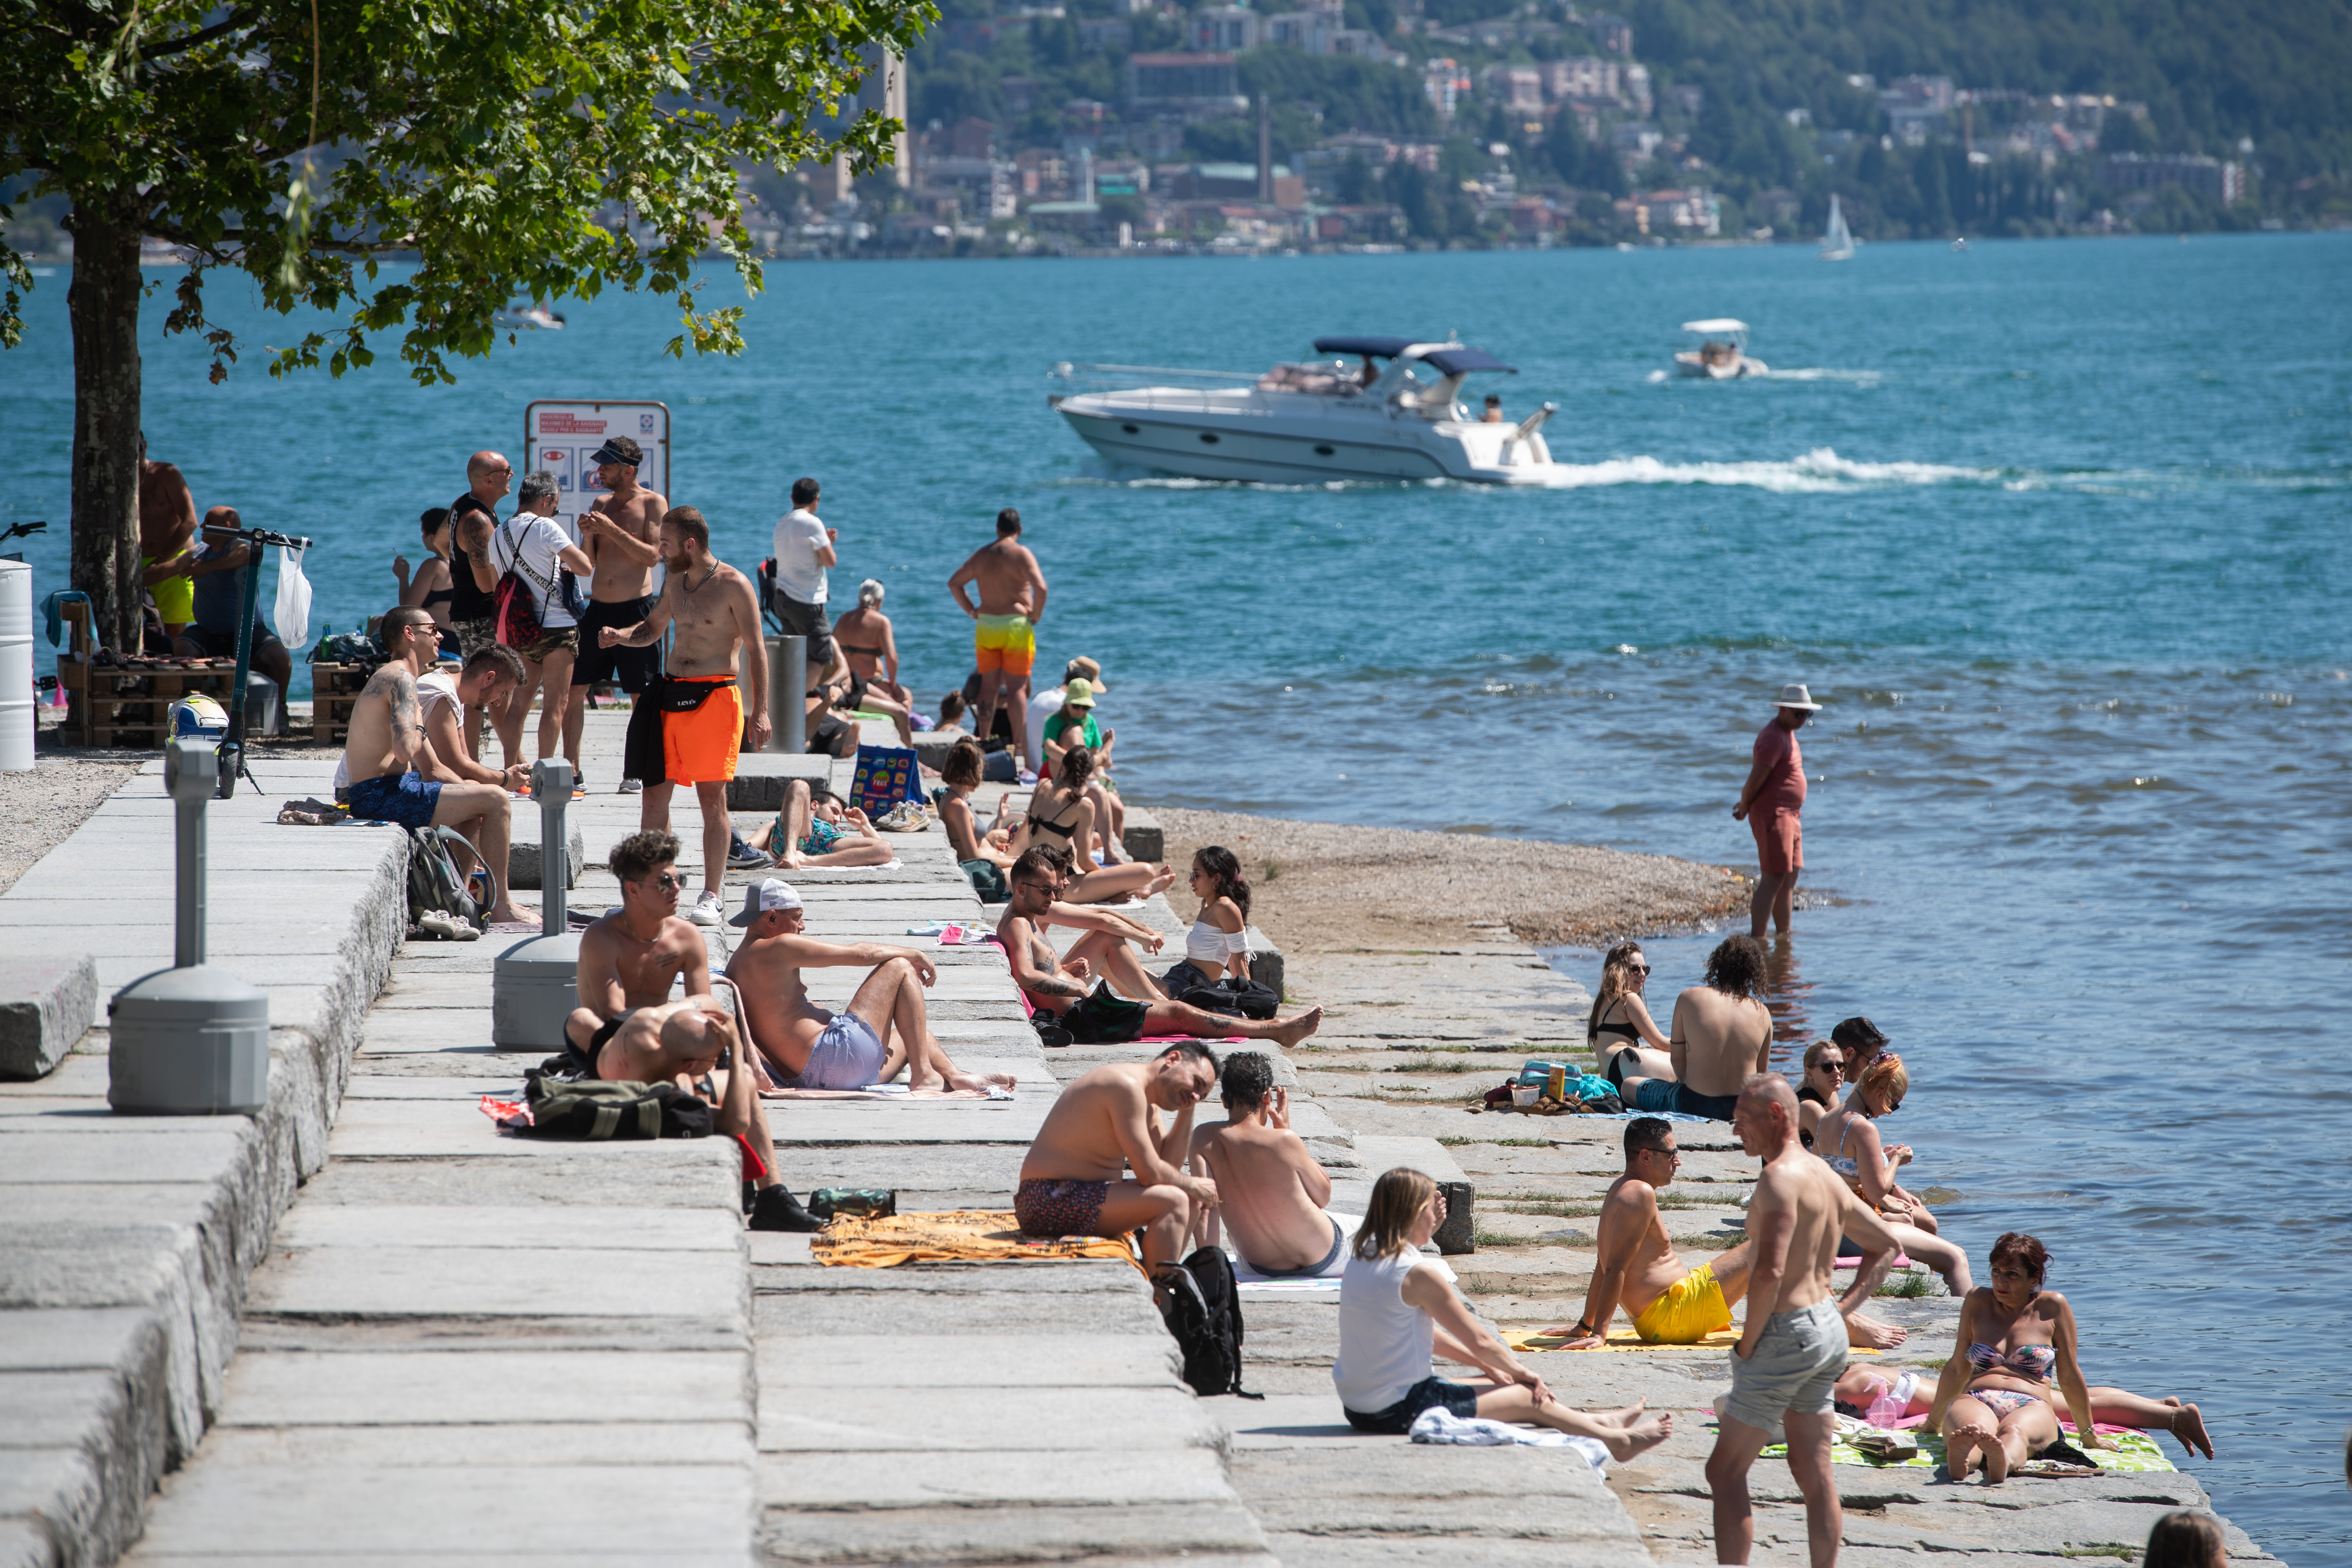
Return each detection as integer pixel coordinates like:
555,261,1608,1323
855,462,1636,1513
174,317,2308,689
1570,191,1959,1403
1384,1056,1493,1074
1440,1136,1556,1147
1502,1200,1604,1218
1874,1271,1936,1299
1262,858,1280,882
1472,1225,1524,1249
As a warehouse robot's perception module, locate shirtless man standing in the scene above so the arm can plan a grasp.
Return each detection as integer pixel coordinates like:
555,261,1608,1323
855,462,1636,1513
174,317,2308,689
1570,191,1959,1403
1669,935,1774,1120
998,847,1322,1050
1188,1051,1342,1277
567,437,666,788
574,996,816,1233
337,609,527,925
724,878,1014,1093
1538,1115,1907,1353
136,435,199,646
1017,1040,1221,1281
947,509,1049,771
600,506,772,927
1705,1075,1906,1568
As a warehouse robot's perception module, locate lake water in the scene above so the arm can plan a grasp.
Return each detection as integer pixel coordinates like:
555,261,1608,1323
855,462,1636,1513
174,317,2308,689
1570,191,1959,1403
9,234,2349,1562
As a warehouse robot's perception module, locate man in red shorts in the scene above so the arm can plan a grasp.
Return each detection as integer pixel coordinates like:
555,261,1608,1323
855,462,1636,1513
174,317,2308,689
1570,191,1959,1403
599,507,771,928
1732,682,1819,940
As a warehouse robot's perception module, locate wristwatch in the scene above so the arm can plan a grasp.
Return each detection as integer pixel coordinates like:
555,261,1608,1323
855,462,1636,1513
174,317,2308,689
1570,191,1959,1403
1571,1319,1598,1338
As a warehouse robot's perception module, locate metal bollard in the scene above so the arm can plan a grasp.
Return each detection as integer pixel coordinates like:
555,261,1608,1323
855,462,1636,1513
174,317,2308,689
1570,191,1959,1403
491,758,583,1050
768,633,806,753
109,740,270,1114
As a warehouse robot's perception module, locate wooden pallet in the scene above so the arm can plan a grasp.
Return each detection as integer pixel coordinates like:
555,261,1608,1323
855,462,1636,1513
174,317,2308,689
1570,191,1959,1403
52,603,249,748
310,662,374,747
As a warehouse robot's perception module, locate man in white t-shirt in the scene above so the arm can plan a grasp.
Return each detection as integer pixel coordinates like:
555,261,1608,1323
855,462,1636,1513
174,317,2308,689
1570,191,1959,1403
771,475,837,674
462,472,594,776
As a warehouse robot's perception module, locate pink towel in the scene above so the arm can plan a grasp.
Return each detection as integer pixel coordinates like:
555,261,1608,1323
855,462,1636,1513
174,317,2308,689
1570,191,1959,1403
1834,1254,1914,1269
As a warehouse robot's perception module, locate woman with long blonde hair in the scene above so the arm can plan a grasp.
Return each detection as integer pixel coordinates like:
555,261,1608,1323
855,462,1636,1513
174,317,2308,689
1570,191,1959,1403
1589,941,1678,1111
1332,1168,1675,1454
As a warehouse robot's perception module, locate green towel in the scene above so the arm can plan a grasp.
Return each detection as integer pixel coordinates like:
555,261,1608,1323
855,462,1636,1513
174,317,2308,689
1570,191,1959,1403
1759,1427,2175,1473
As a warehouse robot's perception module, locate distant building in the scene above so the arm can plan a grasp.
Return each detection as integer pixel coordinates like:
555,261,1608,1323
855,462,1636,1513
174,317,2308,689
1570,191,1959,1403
922,156,1019,220
1484,65,1545,113
1172,161,1306,207
1612,121,1662,159
2104,153,2245,205
1667,83,1703,118
1881,75,1954,145
1542,56,1620,102
799,43,909,204
1622,62,1652,116
1423,58,1470,120
1125,53,1247,115
1191,6,1260,52
1589,13,1633,55
1001,76,1040,115
946,117,997,160
1077,16,1131,49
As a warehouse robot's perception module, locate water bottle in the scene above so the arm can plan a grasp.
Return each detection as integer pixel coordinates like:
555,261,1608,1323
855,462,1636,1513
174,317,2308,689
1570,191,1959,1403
1866,1371,1919,1428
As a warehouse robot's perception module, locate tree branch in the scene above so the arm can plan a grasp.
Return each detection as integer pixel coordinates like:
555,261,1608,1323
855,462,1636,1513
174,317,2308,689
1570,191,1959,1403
140,7,257,60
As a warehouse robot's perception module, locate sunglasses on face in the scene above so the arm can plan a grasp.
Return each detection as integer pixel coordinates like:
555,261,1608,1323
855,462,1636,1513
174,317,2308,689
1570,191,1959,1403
648,873,685,891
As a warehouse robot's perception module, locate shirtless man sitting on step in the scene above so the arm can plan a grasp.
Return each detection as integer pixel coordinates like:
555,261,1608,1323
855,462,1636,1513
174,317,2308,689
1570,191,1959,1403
1537,1116,1908,1352
1017,1039,1221,1282
1669,935,1774,1121
1188,1051,1344,1278
724,879,1015,1094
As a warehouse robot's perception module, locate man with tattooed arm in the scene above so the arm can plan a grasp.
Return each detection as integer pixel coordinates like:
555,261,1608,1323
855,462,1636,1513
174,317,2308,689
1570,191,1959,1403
340,606,530,925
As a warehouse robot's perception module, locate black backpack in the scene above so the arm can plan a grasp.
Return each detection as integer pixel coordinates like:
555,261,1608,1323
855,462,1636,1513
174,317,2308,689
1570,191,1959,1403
406,825,491,933
1177,976,1280,1021
516,1068,714,1140
1160,1246,1260,1399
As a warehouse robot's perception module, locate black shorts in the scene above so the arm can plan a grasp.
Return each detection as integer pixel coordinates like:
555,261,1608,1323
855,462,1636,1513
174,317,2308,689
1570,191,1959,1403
192,623,280,660
572,596,661,692
1058,988,1149,1045
1673,1083,1741,1121
772,592,836,669
1344,1376,1482,1435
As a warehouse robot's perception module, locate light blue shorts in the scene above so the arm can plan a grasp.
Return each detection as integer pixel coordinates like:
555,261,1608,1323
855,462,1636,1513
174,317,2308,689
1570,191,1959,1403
783,1011,888,1090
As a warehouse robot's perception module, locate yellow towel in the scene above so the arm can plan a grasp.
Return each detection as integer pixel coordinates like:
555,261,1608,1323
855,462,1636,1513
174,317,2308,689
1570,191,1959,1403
812,1209,1144,1273
1503,1328,1879,1354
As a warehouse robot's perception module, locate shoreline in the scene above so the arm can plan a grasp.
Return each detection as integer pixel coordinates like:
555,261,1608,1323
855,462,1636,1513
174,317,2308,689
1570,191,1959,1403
1149,804,1748,954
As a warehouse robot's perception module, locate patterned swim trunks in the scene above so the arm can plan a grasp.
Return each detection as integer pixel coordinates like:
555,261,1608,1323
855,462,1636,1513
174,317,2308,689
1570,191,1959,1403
974,613,1035,677
1014,1177,1109,1237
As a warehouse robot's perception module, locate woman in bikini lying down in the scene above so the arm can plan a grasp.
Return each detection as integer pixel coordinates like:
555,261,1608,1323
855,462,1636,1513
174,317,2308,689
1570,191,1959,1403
1926,1231,2213,1483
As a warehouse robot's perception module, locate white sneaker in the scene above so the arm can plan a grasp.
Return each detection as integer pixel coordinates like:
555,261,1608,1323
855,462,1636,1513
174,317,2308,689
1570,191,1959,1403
688,891,724,926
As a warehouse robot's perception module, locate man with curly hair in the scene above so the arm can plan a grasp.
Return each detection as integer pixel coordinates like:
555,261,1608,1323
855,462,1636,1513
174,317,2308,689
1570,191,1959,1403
1668,935,1774,1120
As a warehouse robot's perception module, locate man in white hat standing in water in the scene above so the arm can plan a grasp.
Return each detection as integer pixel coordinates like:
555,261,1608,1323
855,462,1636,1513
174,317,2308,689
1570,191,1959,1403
1732,683,1820,940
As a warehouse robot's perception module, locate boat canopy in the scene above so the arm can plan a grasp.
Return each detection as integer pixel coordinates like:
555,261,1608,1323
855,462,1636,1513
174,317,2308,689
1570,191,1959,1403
1681,318,1748,335
1312,335,1420,359
1419,346,1516,376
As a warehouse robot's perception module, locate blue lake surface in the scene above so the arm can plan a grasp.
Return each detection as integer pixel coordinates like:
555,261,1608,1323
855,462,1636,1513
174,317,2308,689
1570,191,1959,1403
8,234,2350,1561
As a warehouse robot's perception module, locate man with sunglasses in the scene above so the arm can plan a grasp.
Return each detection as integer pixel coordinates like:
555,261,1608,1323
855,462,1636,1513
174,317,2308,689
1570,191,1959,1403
574,830,718,1023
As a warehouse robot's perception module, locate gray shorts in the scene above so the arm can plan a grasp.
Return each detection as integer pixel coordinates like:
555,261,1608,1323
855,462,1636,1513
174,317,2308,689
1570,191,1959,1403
782,1011,888,1089
1722,1299,1846,1431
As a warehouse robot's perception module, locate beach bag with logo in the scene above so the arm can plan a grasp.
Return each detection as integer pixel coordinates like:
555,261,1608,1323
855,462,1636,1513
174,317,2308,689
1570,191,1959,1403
490,519,549,648
850,744,925,816
406,825,490,933
1177,975,1280,1021
516,1071,713,1140
1160,1246,1259,1399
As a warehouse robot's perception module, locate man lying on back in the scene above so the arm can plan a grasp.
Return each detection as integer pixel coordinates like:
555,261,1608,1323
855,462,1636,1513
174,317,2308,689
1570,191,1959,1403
1187,1050,1343,1278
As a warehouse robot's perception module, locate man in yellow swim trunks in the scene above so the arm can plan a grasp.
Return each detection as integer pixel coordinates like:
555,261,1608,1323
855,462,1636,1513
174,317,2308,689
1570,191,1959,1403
138,437,200,646
1538,1117,1909,1350
947,508,1049,771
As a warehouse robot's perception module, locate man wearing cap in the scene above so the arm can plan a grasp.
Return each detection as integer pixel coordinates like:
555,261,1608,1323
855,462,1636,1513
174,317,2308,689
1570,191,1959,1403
569,436,668,790
724,879,1017,1094
1733,683,1820,940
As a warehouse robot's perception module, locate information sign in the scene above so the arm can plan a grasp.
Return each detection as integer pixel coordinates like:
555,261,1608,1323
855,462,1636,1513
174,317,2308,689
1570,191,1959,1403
521,400,672,541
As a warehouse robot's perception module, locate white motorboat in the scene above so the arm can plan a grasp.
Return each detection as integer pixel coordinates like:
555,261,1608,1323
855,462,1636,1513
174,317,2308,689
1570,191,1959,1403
1048,336,1560,484
494,303,567,330
1820,194,1856,261
1673,319,1769,380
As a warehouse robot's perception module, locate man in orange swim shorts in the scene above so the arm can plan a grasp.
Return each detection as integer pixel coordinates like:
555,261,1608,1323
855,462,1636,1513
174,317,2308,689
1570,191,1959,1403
599,506,771,928
1733,682,1820,940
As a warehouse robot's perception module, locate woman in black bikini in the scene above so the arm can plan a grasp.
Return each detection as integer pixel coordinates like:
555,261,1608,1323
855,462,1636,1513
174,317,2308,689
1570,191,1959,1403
393,507,460,660
1011,747,1173,906
1589,941,1674,1088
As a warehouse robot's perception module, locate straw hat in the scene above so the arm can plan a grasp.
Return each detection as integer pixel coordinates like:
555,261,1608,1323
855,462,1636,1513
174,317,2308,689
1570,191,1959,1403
1773,682,1822,711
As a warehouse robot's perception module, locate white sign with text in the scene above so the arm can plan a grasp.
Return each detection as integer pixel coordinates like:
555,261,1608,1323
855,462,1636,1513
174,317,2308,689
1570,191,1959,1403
522,400,672,541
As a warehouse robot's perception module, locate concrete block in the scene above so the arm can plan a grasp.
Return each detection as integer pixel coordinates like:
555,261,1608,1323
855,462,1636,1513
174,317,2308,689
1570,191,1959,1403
1246,926,1284,997
215,1349,747,1428
246,1244,748,1321
0,953,99,1082
759,1385,1218,1453
757,1334,1178,1390
727,753,837,814
758,1500,1270,1563
1352,1136,1474,1255
1121,803,1164,863
761,1448,1230,1509
505,822,585,891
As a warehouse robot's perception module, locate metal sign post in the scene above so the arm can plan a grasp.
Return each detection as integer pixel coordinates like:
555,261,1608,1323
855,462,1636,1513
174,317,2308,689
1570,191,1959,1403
769,635,806,754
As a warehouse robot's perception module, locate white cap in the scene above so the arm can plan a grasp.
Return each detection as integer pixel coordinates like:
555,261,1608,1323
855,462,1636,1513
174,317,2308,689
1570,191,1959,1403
729,878,803,926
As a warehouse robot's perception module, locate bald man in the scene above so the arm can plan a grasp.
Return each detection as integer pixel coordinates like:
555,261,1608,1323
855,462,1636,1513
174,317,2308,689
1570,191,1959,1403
564,996,818,1232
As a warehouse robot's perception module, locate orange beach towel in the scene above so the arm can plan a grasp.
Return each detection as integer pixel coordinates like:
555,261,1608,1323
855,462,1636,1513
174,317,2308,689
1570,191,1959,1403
811,1209,1144,1273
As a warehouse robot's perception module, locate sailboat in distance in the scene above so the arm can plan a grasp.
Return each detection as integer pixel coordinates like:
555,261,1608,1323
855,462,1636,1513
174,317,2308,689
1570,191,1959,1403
1820,194,1856,261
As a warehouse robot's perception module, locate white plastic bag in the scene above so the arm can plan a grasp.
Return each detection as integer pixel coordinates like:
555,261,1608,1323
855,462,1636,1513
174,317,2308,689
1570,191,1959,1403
273,545,313,652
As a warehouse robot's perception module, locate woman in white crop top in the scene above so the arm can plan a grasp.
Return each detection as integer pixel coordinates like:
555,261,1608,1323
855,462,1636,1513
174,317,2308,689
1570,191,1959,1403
1332,1168,1676,1455
1164,845,1253,996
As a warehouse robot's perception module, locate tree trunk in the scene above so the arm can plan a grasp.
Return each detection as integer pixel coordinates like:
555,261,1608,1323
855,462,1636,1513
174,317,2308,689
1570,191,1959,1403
66,201,144,654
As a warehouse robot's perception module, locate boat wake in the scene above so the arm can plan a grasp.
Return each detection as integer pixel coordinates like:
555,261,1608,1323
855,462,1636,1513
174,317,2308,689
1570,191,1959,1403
1530,447,1991,493
1766,367,1884,385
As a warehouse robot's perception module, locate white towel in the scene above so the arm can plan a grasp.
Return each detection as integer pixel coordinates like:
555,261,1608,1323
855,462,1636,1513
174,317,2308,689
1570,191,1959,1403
1408,1408,1611,1471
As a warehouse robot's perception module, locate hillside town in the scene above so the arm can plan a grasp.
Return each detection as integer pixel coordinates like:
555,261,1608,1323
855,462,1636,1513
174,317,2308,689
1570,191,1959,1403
730,0,2292,258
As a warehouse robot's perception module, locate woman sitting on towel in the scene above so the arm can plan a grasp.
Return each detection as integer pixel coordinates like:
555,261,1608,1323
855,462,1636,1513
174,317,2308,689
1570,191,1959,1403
1162,845,1251,997
1010,747,1173,905
939,740,1018,867
1811,1055,1975,1297
1796,1039,1846,1149
1929,1232,2213,1481
1334,1168,1675,1456
1589,941,1677,1112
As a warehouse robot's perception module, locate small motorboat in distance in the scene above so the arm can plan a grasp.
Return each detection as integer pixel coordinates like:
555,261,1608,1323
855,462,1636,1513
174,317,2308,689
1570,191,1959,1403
1048,336,1561,484
494,303,567,330
1674,320,1769,380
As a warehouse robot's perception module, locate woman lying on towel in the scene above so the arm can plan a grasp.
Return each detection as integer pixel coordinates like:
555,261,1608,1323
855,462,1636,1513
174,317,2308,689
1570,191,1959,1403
1010,747,1173,905
1927,1232,2213,1481
1333,1167,1675,1457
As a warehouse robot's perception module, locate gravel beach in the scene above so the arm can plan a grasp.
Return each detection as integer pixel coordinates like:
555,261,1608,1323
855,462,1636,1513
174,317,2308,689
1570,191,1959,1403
0,752,143,896
1151,805,1747,952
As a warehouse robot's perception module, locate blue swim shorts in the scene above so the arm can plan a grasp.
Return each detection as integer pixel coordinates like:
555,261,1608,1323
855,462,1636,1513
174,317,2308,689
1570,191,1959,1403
781,1010,889,1089
348,771,443,830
